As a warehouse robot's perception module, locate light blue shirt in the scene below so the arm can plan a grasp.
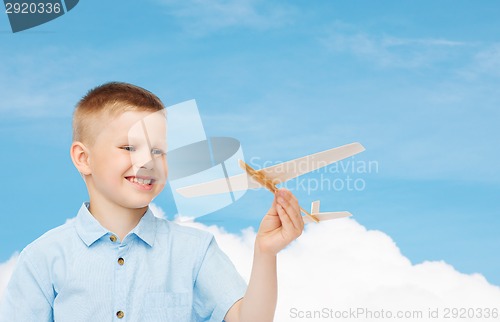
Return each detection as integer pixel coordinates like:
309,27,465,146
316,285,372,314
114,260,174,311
0,203,247,322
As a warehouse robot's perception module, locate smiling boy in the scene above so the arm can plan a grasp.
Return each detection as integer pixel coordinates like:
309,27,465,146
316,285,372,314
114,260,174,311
0,82,304,322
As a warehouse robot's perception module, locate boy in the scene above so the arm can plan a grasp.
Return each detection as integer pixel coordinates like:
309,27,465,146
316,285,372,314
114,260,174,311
0,82,304,321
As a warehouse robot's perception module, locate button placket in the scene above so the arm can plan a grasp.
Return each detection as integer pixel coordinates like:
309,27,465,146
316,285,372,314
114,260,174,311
114,243,128,320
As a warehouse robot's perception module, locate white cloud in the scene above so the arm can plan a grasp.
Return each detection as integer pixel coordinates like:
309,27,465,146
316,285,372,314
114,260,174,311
0,253,18,302
0,40,165,117
320,25,466,69
0,47,89,117
154,0,295,35
178,215,500,322
458,43,500,79
149,202,167,219
473,44,500,76
2,212,499,321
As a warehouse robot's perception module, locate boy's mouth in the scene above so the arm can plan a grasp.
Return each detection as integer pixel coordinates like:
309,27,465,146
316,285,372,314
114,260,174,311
125,176,155,190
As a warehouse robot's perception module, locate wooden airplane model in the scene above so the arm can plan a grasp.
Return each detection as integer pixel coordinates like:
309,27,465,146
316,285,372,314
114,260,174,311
303,200,352,224
176,142,365,223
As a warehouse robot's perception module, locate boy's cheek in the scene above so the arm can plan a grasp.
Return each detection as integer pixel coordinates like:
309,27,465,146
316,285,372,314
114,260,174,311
155,159,168,182
156,170,168,185
155,181,167,194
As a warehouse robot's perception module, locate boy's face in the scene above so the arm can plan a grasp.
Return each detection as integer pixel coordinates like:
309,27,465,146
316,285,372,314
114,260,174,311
86,110,168,210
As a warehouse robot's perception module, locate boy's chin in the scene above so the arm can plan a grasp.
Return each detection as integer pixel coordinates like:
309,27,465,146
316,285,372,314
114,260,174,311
116,185,164,210
120,196,156,210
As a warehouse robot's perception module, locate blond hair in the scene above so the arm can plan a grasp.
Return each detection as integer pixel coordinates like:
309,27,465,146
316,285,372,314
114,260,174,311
73,82,165,145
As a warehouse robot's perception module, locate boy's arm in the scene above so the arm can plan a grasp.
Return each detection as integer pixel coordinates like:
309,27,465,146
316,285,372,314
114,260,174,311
225,189,304,322
0,250,54,322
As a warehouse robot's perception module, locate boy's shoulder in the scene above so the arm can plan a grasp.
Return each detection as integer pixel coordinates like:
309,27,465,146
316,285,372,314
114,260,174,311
19,217,77,261
20,210,216,260
154,216,214,245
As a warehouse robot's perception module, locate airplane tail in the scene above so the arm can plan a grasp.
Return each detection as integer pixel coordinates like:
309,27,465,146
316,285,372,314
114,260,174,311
305,200,352,223
311,200,320,214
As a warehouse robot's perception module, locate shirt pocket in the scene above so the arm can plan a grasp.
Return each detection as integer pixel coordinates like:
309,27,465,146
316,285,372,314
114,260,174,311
142,291,191,321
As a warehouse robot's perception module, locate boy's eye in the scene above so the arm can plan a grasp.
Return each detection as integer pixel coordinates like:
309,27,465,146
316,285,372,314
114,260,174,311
120,146,164,156
151,148,166,156
121,146,136,152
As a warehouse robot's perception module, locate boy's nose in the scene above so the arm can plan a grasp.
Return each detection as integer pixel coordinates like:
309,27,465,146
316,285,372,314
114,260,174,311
139,158,154,170
132,148,154,170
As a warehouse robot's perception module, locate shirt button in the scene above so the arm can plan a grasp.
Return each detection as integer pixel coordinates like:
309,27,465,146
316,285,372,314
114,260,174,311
117,257,125,265
116,310,124,319
110,235,117,242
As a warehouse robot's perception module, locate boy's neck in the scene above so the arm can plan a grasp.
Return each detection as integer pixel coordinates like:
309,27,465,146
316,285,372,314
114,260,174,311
88,199,147,242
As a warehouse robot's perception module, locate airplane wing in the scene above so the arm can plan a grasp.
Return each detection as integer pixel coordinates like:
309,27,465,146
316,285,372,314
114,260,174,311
175,173,262,198
303,211,352,224
176,142,365,198
259,142,365,184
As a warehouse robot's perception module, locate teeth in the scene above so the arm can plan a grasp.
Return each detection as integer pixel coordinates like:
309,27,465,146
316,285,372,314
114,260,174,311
128,177,153,185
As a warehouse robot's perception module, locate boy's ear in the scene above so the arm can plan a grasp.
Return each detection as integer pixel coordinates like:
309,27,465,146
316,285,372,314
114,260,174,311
70,142,91,175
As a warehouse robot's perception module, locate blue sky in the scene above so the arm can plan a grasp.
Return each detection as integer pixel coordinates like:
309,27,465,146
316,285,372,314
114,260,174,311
0,0,499,287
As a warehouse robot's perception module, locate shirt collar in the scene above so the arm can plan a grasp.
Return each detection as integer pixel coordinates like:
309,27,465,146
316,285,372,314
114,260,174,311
129,207,157,247
75,202,157,247
75,203,108,247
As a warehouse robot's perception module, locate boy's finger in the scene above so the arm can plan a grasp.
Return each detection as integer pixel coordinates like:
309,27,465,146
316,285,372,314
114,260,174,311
285,188,298,204
276,203,294,231
265,193,279,217
285,199,304,234
279,189,304,234
280,189,301,216
289,203,304,233
279,189,300,216
276,193,301,232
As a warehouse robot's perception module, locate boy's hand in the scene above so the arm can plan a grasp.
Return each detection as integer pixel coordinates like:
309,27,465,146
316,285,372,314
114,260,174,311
230,189,300,321
255,188,304,256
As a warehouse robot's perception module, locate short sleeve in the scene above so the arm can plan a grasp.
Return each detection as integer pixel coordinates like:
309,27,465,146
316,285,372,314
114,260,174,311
192,237,247,322
0,250,54,322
